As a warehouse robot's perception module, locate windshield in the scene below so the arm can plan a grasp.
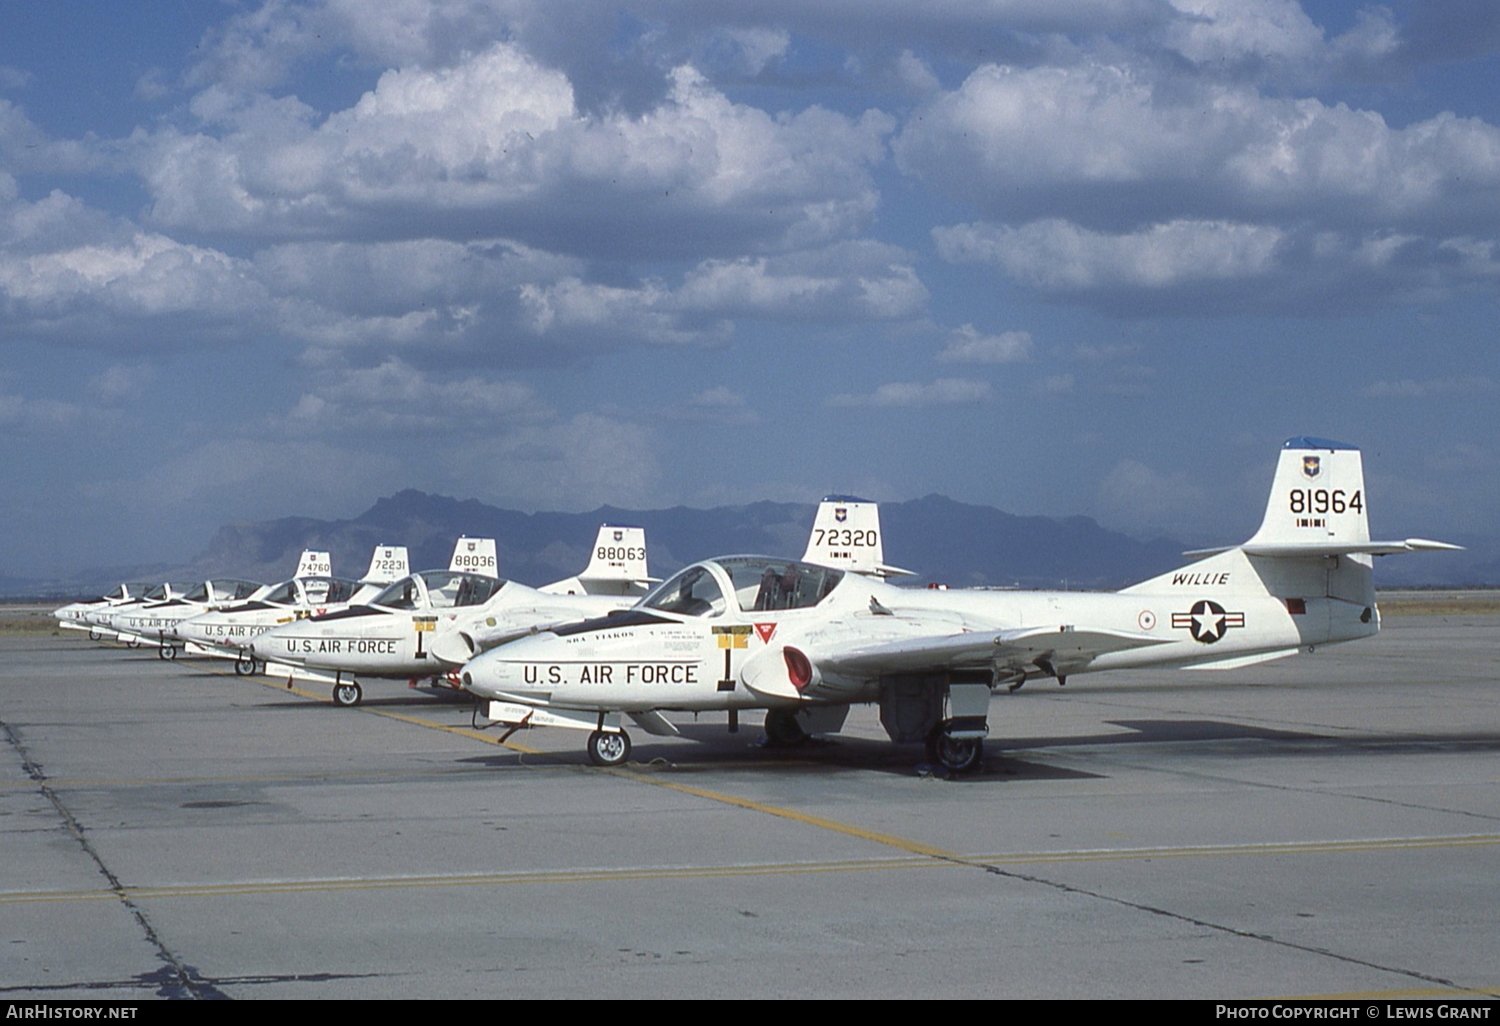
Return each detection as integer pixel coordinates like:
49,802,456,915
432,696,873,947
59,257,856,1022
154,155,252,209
642,564,727,617
718,557,844,612
372,571,504,610
211,580,262,602
302,577,357,605
262,582,298,605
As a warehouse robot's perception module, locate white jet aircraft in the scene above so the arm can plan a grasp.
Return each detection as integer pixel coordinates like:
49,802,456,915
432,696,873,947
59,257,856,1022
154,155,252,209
175,546,411,672
460,439,1459,771
249,527,655,708
107,578,269,657
55,582,159,636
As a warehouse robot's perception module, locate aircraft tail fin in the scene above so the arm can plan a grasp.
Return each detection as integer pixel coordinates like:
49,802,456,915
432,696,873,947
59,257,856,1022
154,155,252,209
295,550,332,578
362,545,410,585
802,496,914,577
1124,437,1459,605
448,537,499,578
1181,437,1461,559
540,525,654,596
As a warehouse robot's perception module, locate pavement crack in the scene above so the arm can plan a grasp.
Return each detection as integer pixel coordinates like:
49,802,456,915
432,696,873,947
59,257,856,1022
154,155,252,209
952,854,1496,997
1,720,223,1000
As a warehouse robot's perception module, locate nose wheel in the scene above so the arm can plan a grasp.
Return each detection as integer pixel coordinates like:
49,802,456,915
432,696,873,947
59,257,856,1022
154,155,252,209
587,729,631,767
332,681,364,708
235,653,258,676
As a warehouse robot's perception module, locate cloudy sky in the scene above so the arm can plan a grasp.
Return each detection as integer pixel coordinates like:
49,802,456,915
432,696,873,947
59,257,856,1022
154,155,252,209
2,0,1497,577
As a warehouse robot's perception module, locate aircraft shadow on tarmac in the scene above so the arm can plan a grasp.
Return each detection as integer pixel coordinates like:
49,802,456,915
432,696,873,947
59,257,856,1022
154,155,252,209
454,716,1500,781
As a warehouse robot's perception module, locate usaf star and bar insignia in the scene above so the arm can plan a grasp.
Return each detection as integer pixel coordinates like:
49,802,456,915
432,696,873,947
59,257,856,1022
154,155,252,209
1172,599,1246,644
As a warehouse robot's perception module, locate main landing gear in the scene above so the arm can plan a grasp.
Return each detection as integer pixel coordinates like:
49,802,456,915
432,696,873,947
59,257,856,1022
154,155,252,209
332,681,364,708
235,652,259,676
925,721,984,774
157,645,178,661
762,708,807,746
587,729,631,767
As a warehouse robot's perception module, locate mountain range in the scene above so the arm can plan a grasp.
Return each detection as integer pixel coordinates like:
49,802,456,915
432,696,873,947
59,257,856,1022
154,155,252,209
8,489,1493,599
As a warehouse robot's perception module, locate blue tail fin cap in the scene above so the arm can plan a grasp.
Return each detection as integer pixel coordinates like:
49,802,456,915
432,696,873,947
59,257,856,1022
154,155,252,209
1284,436,1357,451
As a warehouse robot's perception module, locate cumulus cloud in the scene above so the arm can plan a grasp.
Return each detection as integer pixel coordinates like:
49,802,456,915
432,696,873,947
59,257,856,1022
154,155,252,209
895,61,1500,233
934,217,1500,313
287,358,551,432
0,390,86,432
936,219,1282,290
828,378,993,408
1156,0,1399,77
673,241,927,322
664,385,758,426
0,186,276,348
87,364,157,404
137,44,893,261
937,324,1033,364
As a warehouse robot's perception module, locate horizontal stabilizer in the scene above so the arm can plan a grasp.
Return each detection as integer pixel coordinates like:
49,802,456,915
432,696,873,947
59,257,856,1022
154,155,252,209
1241,538,1463,558
1186,648,1300,671
1186,538,1464,559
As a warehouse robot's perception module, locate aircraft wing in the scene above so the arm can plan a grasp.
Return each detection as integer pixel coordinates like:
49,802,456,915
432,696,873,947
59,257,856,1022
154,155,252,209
745,618,1175,702
815,623,1174,679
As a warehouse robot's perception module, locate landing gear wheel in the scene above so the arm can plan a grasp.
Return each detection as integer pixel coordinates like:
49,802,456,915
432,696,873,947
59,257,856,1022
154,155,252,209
926,724,984,774
88,629,102,641
125,637,140,649
332,681,363,708
763,708,807,746
158,645,177,661
235,653,257,676
587,730,631,767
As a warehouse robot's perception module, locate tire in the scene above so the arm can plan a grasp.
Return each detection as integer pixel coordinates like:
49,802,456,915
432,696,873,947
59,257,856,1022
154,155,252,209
159,645,177,661
235,653,257,676
88,629,102,642
587,729,631,767
926,725,983,774
763,708,807,746
125,637,140,649
332,681,363,708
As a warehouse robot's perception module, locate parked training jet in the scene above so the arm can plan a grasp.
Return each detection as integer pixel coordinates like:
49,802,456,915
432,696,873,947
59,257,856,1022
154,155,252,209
460,439,1459,771
55,582,158,635
107,577,269,657
250,527,656,707
175,546,411,671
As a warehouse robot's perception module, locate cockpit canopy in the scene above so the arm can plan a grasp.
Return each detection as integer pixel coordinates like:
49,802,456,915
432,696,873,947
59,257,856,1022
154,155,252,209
260,577,360,607
145,582,196,602
370,571,506,611
641,557,844,617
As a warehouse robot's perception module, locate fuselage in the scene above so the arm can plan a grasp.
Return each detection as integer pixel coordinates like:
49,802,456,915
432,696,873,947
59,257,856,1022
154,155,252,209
175,576,366,655
105,580,265,643
461,552,1379,715
251,570,631,679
